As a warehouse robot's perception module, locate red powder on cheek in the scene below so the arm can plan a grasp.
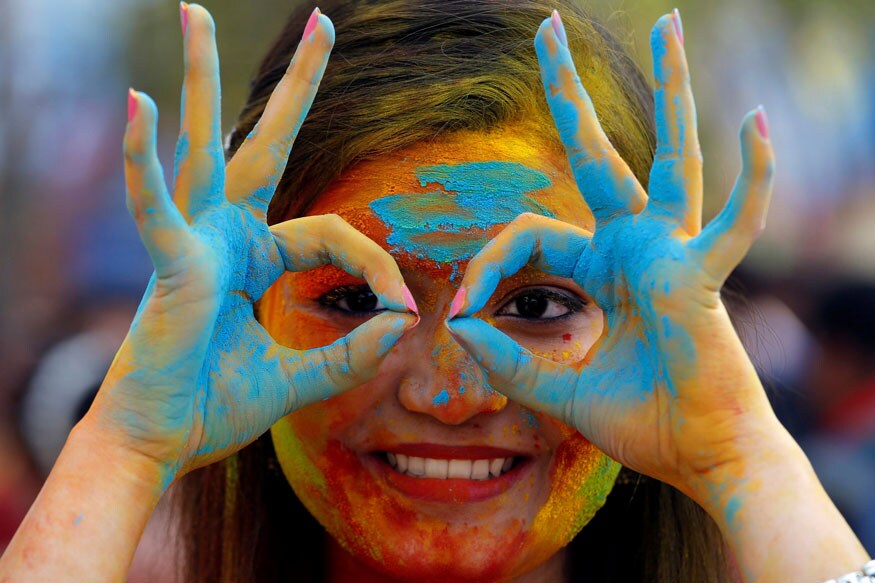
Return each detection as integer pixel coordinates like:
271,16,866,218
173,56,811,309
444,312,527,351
562,333,572,342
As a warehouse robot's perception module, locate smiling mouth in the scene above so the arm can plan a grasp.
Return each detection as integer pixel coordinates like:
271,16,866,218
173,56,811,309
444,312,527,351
363,444,532,503
381,452,517,480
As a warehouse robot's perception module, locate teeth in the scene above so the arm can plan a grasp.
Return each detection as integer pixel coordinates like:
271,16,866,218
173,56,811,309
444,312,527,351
448,459,473,479
407,456,425,476
489,458,504,477
471,459,490,480
425,458,449,479
386,454,517,480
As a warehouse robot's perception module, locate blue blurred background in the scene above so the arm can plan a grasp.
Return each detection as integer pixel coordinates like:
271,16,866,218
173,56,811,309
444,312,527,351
1,0,874,571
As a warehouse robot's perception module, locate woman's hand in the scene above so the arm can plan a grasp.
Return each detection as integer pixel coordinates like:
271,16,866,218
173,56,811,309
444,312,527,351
2,6,420,580
447,10,773,501
88,4,415,486
447,12,870,581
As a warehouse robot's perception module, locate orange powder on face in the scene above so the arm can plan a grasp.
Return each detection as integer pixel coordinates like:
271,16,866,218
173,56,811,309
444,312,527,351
263,129,616,580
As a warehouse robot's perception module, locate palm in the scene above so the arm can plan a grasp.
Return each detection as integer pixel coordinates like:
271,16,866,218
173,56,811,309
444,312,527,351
170,204,286,468
573,211,716,480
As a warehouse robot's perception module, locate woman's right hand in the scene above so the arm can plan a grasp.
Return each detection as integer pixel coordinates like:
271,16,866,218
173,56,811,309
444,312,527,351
86,4,416,487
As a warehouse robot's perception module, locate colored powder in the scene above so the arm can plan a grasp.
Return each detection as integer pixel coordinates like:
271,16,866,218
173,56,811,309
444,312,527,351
432,390,450,407
173,132,190,188
369,162,556,263
724,495,742,532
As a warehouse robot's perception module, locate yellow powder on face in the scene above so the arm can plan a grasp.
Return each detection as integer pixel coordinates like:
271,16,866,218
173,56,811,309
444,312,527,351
263,128,621,579
530,440,621,553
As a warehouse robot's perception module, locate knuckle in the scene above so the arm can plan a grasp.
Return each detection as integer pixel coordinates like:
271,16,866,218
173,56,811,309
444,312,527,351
320,213,347,230
124,142,146,163
511,212,541,232
749,156,775,180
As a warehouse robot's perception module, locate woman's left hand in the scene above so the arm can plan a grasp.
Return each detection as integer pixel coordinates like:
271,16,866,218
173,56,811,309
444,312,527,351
446,11,776,502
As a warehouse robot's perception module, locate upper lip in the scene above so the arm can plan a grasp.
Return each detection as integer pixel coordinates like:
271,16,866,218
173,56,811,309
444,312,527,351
369,443,532,459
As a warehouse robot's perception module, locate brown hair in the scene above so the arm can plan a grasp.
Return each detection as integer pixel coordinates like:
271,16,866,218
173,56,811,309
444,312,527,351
178,0,731,581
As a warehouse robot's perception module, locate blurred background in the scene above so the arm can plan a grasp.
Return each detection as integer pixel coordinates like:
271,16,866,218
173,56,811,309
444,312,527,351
1,0,874,570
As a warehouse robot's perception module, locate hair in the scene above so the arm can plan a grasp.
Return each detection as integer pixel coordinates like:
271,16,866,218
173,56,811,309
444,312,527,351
177,0,731,581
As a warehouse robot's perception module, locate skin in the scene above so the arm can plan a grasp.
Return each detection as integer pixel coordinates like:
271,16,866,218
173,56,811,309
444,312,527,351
447,12,870,582
260,129,619,582
0,5,868,583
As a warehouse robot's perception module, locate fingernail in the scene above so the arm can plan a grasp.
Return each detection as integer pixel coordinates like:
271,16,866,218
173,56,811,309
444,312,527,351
551,10,568,48
448,286,466,320
755,105,769,140
671,8,684,45
304,7,321,40
180,2,189,35
401,284,418,315
127,89,138,122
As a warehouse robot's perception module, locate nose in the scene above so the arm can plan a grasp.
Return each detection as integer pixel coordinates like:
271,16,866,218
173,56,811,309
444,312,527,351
396,317,507,425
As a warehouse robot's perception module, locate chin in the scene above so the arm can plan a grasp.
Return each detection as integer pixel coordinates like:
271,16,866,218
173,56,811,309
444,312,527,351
272,419,621,582
339,523,533,583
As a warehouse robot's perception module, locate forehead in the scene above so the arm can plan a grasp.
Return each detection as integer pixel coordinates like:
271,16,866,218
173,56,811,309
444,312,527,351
305,125,594,266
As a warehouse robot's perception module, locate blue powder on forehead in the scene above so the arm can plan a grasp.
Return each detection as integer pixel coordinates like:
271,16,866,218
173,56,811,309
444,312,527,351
369,161,556,263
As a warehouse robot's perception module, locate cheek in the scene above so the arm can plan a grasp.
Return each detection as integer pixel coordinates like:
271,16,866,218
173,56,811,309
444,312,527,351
271,398,375,543
526,426,621,563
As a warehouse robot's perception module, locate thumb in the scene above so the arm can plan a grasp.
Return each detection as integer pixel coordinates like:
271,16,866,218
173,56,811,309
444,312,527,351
445,318,578,425
282,312,417,411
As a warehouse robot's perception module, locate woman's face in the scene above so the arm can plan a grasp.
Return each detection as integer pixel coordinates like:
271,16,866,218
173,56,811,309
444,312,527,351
259,125,620,581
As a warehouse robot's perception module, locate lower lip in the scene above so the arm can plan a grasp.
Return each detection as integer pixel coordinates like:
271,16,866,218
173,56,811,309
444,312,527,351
365,454,532,503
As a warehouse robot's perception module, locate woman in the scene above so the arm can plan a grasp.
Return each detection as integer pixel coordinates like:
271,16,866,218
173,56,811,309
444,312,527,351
1,0,870,581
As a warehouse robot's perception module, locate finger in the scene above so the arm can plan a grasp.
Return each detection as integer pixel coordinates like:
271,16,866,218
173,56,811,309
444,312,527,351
647,11,703,233
124,89,191,277
282,312,417,410
450,212,591,318
446,318,579,425
270,214,416,314
173,3,225,220
226,9,335,221
691,108,774,283
534,11,647,225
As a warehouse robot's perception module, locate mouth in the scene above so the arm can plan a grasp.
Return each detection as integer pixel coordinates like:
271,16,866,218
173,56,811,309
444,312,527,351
365,444,532,503
382,452,517,479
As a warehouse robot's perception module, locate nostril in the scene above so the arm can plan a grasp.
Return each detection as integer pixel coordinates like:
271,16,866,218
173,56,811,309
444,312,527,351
398,381,507,425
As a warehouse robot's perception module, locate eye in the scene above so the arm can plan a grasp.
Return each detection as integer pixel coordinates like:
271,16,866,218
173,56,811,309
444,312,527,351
495,287,585,321
319,285,386,314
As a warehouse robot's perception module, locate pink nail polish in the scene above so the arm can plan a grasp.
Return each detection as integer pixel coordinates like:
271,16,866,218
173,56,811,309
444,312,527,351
303,7,321,40
755,106,769,140
448,286,466,320
127,89,138,122
401,284,418,315
551,10,568,48
671,8,684,46
180,2,189,35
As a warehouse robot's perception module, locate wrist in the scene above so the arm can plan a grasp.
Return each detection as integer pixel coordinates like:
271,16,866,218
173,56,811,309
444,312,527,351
71,412,176,497
682,409,804,514
688,426,869,581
